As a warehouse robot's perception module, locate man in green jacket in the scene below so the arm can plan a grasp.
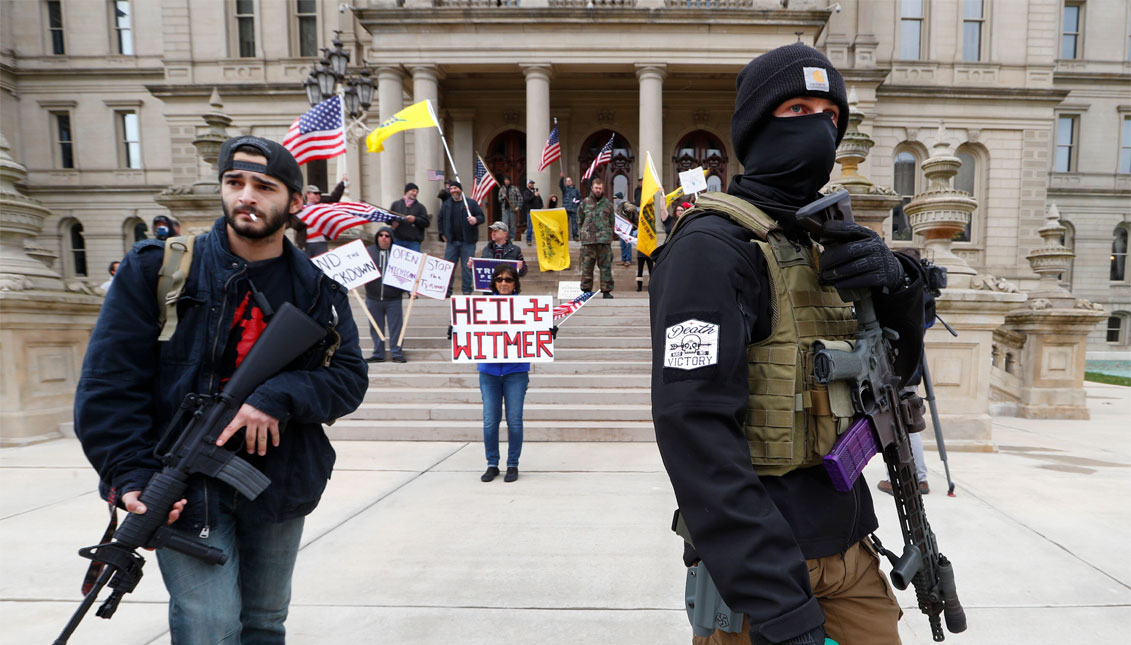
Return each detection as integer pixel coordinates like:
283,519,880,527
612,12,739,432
578,177,615,299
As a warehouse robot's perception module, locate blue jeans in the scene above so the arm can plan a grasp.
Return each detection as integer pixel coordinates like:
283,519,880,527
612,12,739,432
567,211,578,240
156,492,305,645
394,239,421,253
479,371,528,468
444,241,477,295
502,208,517,235
525,212,534,243
366,296,404,359
619,238,632,263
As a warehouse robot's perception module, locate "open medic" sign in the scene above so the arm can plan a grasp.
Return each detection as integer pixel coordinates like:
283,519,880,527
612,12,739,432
450,295,555,363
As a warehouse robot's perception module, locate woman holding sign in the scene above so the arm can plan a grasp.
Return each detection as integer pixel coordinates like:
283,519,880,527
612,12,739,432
477,264,529,483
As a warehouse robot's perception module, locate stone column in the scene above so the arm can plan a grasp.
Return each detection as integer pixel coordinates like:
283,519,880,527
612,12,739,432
447,108,475,189
377,66,406,211
906,125,1026,450
523,64,552,205
636,65,666,180
827,88,901,237
1005,204,1106,418
0,132,102,445
411,65,443,219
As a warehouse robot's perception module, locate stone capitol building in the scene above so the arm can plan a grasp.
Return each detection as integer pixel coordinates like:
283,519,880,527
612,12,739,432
1,0,1128,444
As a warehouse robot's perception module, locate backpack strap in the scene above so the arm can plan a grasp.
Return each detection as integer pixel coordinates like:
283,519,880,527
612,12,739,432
155,235,197,342
678,192,781,241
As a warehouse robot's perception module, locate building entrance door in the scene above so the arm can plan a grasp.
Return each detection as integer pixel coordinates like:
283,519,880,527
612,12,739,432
485,129,526,224
672,130,727,193
578,129,633,200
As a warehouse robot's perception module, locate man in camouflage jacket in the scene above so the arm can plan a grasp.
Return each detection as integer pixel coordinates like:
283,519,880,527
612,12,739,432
578,177,615,298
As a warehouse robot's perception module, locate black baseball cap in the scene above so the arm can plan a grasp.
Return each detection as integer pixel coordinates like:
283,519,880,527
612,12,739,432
217,136,304,194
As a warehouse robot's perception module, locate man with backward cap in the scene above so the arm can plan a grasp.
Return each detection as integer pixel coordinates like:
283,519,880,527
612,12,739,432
649,43,928,645
74,135,368,643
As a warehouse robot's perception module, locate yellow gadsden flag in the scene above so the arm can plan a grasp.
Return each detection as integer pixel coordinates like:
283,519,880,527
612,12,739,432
530,208,571,271
636,152,664,257
365,100,439,153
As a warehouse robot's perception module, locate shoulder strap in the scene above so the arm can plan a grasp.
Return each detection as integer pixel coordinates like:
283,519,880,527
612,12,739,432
679,193,780,240
156,234,197,342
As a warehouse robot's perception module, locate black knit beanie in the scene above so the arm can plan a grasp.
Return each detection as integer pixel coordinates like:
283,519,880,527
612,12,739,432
731,43,849,154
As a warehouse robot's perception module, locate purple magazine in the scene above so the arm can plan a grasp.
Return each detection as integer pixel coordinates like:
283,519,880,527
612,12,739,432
823,416,880,493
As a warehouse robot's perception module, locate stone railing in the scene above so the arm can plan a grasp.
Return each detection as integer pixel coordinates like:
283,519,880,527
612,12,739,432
664,0,753,6
989,326,1025,414
436,0,521,6
548,0,637,5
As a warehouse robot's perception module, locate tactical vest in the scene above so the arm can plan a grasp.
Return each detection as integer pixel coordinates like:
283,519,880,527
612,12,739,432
688,193,859,476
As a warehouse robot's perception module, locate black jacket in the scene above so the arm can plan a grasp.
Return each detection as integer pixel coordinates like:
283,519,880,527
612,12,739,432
389,198,430,243
478,240,528,277
649,207,925,643
364,243,405,300
437,196,485,243
74,216,368,530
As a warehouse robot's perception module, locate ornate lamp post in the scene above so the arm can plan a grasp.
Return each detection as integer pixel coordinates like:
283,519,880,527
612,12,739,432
302,32,374,125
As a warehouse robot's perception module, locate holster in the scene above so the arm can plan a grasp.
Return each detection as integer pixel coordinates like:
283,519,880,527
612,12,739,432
674,510,743,637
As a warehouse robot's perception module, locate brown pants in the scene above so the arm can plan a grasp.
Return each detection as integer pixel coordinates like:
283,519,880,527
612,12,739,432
691,540,902,645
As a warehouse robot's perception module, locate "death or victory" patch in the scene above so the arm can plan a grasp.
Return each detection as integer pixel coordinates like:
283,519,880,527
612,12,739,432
663,319,719,370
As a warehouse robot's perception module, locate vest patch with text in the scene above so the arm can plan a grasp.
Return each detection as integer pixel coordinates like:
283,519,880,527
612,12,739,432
664,319,719,371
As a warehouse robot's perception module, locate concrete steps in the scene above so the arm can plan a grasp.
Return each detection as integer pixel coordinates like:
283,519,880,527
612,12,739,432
332,295,655,442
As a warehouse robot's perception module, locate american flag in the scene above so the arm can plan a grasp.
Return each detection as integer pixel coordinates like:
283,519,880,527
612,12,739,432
282,96,347,165
297,201,404,240
538,125,562,172
471,155,498,205
553,291,596,323
582,134,615,181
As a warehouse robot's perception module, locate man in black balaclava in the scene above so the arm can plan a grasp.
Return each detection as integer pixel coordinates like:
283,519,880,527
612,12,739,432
649,43,927,645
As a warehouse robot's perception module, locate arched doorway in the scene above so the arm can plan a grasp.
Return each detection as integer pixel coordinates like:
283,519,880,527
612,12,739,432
484,129,526,223
673,130,728,193
578,129,633,199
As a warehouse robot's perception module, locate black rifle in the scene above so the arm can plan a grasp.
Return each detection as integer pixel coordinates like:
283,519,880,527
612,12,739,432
55,302,328,645
796,191,966,642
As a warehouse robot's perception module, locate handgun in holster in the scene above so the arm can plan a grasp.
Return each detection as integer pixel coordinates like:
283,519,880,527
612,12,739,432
673,510,743,637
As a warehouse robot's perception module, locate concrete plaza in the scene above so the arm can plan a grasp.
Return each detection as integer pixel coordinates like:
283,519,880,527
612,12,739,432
3,383,1128,644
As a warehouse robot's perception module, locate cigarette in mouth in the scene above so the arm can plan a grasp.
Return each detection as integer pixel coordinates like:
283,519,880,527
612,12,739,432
249,213,258,222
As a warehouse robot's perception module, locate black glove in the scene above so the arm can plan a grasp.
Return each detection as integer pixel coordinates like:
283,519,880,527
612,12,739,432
446,324,453,340
551,325,559,339
817,220,904,292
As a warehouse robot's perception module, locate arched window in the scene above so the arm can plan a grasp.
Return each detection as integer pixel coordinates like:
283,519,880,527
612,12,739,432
1107,312,1129,344
1059,219,1076,287
1112,225,1129,282
954,147,978,242
672,130,727,193
61,219,88,278
123,216,147,252
891,148,919,241
578,129,633,199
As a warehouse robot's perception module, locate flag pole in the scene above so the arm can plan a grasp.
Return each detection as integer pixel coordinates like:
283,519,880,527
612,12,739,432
423,99,475,223
336,90,349,197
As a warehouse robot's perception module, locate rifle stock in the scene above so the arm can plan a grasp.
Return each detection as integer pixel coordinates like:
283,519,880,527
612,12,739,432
797,191,966,642
56,302,328,644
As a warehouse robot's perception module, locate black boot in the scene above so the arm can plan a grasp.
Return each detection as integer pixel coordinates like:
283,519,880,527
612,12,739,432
481,466,500,482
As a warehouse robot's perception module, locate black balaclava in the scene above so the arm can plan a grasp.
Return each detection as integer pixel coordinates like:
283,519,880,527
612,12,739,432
727,43,849,236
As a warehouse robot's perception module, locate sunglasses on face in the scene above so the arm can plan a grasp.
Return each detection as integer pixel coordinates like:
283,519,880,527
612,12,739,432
377,234,391,238
494,277,515,283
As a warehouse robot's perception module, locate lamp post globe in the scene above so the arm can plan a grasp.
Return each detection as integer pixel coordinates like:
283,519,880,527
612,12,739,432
356,66,375,112
328,34,350,79
303,75,321,107
315,58,336,100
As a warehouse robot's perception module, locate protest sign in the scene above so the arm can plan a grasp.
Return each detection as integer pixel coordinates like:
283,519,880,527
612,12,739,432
614,214,636,245
416,254,456,300
383,245,423,292
450,295,555,363
471,258,522,292
310,239,387,341
557,280,582,301
679,166,708,195
310,240,380,291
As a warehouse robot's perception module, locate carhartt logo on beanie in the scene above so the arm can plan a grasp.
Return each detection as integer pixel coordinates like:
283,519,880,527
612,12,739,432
730,43,849,155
